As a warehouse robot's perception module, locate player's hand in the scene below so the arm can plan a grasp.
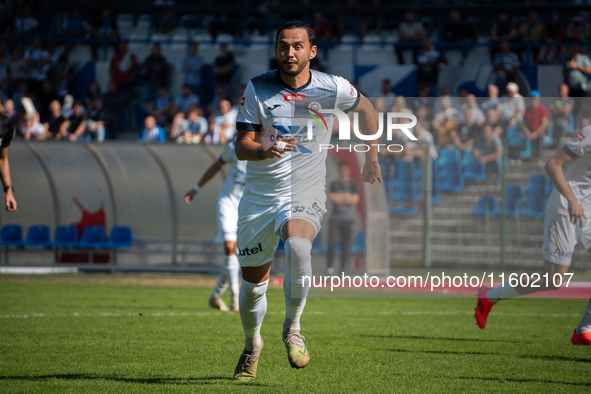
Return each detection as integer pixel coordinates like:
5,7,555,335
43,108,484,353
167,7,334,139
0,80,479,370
5,191,16,212
360,160,382,185
568,199,586,227
266,137,296,159
184,190,197,204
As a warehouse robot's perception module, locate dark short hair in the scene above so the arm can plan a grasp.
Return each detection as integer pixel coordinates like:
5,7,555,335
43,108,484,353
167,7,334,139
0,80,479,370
275,21,316,47
73,100,83,107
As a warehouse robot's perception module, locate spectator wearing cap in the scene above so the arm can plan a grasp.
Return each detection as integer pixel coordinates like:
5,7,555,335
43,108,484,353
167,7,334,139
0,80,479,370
521,91,548,162
492,40,519,93
548,83,573,146
499,82,525,138
139,115,165,143
0,112,16,212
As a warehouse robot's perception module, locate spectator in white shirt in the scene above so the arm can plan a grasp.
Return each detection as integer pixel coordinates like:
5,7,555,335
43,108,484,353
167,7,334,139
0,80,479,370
396,11,424,64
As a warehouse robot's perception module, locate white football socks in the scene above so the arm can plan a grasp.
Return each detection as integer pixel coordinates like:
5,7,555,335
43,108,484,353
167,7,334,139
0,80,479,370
576,299,591,334
283,237,312,333
239,279,268,352
226,254,240,298
485,281,519,303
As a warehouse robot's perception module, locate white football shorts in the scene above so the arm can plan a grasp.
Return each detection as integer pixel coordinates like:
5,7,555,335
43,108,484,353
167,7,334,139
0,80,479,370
236,196,326,267
215,194,241,243
542,207,591,266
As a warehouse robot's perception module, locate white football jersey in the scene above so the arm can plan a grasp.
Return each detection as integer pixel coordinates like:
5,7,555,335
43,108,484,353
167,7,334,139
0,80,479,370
219,139,247,200
547,125,591,214
236,69,359,204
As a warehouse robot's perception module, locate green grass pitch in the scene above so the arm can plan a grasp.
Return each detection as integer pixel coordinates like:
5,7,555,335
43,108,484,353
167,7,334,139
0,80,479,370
0,275,590,393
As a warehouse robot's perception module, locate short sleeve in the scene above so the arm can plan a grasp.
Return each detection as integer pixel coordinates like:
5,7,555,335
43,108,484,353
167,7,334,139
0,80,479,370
334,76,360,113
236,81,262,132
219,142,235,164
564,126,591,157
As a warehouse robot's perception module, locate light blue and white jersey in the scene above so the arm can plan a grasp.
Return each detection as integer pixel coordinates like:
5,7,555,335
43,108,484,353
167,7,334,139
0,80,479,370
236,69,360,204
548,125,591,214
219,139,247,200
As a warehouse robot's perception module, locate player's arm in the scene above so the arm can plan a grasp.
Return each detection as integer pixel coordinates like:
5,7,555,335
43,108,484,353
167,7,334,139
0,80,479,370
545,149,585,226
184,158,226,204
235,130,295,161
350,95,382,184
0,147,16,212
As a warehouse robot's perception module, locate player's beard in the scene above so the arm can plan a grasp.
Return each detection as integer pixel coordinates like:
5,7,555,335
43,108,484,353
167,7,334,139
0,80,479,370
281,58,309,77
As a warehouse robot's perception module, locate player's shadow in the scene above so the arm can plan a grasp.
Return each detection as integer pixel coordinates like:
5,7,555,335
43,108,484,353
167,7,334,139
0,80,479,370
360,334,531,344
385,348,591,364
0,374,273,387
456,375,591,387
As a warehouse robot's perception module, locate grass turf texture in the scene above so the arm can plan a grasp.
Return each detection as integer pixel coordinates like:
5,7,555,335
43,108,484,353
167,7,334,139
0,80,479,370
0,275,590,393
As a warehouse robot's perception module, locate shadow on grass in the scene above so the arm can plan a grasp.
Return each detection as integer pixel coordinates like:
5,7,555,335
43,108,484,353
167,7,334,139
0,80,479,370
386,348,591,364
0,374,273,387
456,375,591,387
360,334,531,344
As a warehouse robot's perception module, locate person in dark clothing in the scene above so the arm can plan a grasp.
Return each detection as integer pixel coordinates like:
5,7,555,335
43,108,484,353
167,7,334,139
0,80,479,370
67,100,88,141
102,80,125,139
416,38,446,96
0,113,17,212
142,43,169,102
212,43,235,86
326,161,360,274
44,100,68,139
36,80,59,123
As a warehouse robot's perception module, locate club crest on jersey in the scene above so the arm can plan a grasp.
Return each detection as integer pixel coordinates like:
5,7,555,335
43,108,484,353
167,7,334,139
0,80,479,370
284,94,306,102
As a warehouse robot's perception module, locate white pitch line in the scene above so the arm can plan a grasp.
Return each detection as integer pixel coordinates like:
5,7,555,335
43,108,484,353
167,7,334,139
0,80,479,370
0,311,581,319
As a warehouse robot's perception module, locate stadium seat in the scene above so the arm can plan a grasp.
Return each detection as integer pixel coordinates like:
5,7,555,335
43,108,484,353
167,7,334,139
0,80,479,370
472,196,500,216
361,34,381,50
75,226,106,249
505,185,523,217
506,125,532,159
0,225,23,247
312,231,327,253
463,160,486,181
22,225,52,248
543,124,553,147
522,195,546,218
526,174,548,196
436,147,460,169
276,238,285,252
102,227,133,249
350,231,365,253
52,225,79,248
389,205,418,215
439,162,464,192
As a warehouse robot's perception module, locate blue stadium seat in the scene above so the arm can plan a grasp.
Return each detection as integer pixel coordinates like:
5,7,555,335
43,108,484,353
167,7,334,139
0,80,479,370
22,225,52,247
439,165,464,192
52,225,78,248
389,206,418,215
102,226,133,249
463,160,487,181
277,238,285,252
436,147,460,169
506,125,532,159
461,148,474,166
505,185,523,217
76,226,106,249
522,195,546,218
350,231,365,253
527,174,548,196
0,225,23,247
472,196,499,216
312,231,327,253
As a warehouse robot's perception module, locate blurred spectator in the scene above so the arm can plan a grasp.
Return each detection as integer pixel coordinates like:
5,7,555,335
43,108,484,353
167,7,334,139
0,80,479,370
24,36,50,96
175,84,199,112
55,54,74,99
581,117,590,128
538,11,566,65
492,40,519,93
490,11,517,60
0,6,14,36
500,82,525,135
8,48,27,92
442,9,475,65
210,99,236,144
473,123,503,184
566,11,590,42
432,96,460,148
373,79,395,109
518,10,543,61
86,82,102,108
521,91,548,161
11,81,29,115
1,99,18,128
21,114,47,140
0,52,8,96
326,161,359,275
62,7,90,38
548,83,574,146
147,86,175,126
86,97,106,143
36,80,59,122
171,108,208,143
212,43,235,87
182,43,203,96
61,95,75,120
44,100,68,140
139,115,165,143
416,38,446,96
142,43,169,101
14,6,39,35
67,101,88,141
312,11,334,42
110,41,138,94
486,107,504,138
563,41,591,118
408,121,438,161
481,84,501,113
90,9,120,61
455,94,485,152
396,11,423,65
102,80,126,139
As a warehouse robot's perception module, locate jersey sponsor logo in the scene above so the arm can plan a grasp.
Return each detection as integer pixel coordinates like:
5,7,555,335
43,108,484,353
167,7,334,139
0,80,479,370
284,94,306,102
239,97,246,114
239,243,263,257
577,132,586,142
350,85,355,96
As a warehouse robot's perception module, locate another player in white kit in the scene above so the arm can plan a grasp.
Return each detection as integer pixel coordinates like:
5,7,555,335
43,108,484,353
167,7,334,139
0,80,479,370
475,126,591,345
231,21,382,381
185,139,246,313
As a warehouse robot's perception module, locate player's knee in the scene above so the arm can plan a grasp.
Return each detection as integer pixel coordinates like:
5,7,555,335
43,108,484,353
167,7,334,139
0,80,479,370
224,241,236,255
241,279,268,302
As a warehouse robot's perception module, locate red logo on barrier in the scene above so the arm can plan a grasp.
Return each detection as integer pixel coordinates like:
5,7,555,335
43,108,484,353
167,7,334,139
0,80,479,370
284,94,306,102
